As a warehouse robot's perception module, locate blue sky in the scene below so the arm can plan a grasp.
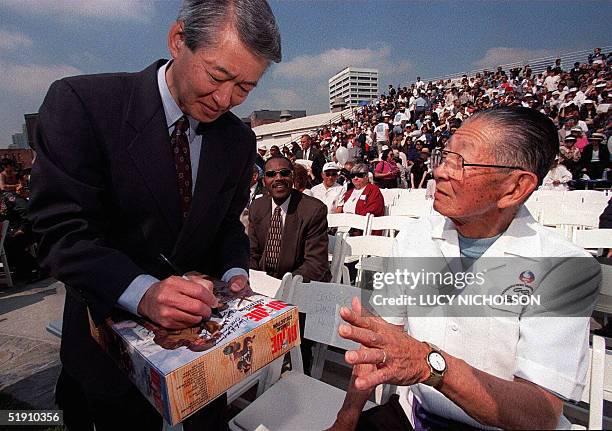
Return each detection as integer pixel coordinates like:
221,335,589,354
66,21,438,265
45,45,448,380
0,0,610,147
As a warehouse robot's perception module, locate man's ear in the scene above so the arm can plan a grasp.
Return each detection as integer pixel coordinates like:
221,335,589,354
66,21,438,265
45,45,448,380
497,170,538,209
167,21,185,59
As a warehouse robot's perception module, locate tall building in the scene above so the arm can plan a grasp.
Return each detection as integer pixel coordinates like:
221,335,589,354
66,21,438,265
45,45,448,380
9,123,28,149
328,67,378,111
24,113,38,149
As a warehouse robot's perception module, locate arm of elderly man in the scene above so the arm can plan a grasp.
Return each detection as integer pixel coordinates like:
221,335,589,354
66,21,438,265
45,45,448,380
328,259,600,430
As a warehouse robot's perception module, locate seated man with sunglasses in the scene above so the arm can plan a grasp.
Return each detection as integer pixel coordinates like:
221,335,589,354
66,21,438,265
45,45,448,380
248,156,331,283
327,107,600,431
311,162,344,213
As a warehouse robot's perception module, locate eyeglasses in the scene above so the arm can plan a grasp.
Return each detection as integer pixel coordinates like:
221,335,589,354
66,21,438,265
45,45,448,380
431,149,525,181
264,169,293,178
324,170,339,176
350,172,368,179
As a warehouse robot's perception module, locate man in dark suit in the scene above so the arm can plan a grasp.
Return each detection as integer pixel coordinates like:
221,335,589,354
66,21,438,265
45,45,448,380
28,1,281,430
294,134,326,185
248,156,330,283
579,132,610,179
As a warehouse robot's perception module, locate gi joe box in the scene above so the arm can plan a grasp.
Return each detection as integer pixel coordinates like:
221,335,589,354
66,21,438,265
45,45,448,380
89,287,299,425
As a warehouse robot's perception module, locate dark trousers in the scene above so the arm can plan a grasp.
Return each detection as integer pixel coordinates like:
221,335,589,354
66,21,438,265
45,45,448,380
356,394,413,431
57,368,228,431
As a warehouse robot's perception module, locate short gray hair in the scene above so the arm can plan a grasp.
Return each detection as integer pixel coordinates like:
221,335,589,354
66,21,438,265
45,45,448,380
463,106,558,185
177,0,281,64
351,163,369,175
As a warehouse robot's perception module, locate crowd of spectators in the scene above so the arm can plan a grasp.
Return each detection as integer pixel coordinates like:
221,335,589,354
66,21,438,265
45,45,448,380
0,158,40,283
267,47,611,195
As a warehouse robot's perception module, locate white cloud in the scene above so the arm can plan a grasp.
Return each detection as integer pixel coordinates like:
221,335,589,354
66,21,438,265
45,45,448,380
472,47,556,69
0,29,33,51
2,0,154,22
274,45,411,80
0,61,82,97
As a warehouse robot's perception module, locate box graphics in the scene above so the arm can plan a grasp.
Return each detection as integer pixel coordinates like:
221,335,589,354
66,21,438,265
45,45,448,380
90,294,299,425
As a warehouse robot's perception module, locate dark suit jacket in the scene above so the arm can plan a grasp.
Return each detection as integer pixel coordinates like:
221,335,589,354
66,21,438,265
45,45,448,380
295,147,326,183
248,190,330,282
29,60,255,394
580,144,610,168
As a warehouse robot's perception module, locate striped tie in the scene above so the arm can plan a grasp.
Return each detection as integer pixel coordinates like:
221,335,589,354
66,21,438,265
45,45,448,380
265,206,283,274
171,116,192,221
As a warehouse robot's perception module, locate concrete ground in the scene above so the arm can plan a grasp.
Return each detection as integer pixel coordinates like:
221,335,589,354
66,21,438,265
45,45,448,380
0,278,64,410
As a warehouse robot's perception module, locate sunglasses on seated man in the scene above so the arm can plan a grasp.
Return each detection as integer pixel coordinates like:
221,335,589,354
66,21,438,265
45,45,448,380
350,172,368,179
264,168,293,178
324,170,339,176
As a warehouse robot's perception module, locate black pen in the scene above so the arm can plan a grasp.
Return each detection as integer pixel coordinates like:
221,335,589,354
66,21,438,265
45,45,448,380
158,253,223,318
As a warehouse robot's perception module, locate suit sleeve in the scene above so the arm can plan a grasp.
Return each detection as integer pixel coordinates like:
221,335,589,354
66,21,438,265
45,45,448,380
293,203,331,282
29,80,146,323
213,130,256,277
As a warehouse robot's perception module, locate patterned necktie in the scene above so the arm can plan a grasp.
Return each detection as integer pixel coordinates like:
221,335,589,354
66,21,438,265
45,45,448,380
265,206,283,274
171,116,192,221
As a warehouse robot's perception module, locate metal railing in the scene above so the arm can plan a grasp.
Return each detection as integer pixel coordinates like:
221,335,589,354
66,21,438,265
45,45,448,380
420,45,612,84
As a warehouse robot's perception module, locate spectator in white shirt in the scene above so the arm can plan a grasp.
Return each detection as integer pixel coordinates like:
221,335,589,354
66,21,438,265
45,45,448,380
311,162,344,213
542,156,572,190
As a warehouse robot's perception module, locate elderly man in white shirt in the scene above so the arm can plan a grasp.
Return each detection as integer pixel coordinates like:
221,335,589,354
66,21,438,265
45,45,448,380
327,107,600,431
311,162,344,213
542,157,573,190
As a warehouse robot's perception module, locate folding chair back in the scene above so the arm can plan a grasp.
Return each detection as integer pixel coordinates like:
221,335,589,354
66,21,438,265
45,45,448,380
327,213,371,233
367,215,414,236
344,235,394,258
229,276,379,431
572,229,612,251
569,336,612,430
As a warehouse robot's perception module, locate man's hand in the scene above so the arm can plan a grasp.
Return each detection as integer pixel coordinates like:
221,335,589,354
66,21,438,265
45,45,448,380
338,297,430,391
137,275,218,329
228,274,252,295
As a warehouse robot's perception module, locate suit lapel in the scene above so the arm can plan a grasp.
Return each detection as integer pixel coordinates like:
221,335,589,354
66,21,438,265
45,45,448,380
125,60,182,237
278,191,301,275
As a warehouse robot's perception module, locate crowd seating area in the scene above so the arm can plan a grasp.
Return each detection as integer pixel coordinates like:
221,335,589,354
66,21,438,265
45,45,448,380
272,47,611,193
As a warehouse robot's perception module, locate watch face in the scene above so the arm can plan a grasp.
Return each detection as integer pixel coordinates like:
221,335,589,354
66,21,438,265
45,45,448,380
429,352,446,372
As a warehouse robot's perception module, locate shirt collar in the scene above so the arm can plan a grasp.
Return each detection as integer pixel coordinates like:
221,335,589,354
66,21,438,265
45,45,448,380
431,205,542,258
157,61,199,132
271,194,291,214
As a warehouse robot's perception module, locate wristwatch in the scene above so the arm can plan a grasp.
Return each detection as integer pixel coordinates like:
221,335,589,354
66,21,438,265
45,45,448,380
422,342,447,388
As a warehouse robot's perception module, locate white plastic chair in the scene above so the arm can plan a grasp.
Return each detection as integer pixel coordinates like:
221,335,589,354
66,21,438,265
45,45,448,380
523,197,542,222
572,229,612,256
565,190,609,207
229,276,380,431
342,235,395,285
0,220,14,287
540,209,600,240
388,201,429,218
568,335,612,430
367,215,414,237
327,213,371,234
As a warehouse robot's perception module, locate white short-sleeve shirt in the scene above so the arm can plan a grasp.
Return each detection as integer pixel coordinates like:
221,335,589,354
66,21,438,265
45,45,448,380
384,206,599,429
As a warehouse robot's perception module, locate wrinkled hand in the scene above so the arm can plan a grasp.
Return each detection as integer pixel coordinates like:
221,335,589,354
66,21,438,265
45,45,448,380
228,274,252,295
137,275,218,329
338,297,430,391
